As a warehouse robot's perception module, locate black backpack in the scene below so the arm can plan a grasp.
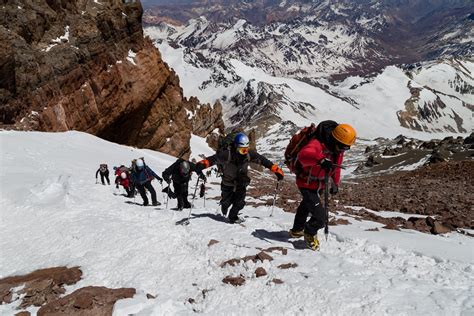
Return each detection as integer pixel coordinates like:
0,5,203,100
314,120,338,146
217,131,239,151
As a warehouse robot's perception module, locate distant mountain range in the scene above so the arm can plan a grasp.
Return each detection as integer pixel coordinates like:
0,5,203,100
143,0,473,138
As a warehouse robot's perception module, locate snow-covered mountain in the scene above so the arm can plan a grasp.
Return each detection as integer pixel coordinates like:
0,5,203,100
1,131,473,314
145,27,473,139
143,0,473,139
144,0,473,78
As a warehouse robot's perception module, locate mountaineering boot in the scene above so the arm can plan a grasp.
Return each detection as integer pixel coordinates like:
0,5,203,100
304,233,320,251
152,201,160,206
229,216,245,224
289,229,304,238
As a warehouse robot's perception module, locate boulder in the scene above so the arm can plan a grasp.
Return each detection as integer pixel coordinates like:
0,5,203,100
255,268,267,277
464,133,474,145
222,276,245,286
430,221,451,235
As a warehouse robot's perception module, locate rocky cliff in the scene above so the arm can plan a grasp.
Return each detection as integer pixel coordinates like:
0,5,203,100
0,0,224,158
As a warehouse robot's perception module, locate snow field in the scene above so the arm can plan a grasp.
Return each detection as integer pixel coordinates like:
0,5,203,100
0,131,473,315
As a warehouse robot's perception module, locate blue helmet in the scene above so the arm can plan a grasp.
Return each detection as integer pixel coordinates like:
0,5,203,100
234,132,249,148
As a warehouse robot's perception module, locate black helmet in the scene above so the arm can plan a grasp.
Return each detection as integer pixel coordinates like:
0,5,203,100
179,161,190,176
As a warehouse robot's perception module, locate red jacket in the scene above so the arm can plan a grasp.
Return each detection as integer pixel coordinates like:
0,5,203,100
296,139,344,190
117,177,130,189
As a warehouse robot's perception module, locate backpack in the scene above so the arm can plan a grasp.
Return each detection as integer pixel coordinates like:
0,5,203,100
284,120,338,176
216,131,250,166
217,132,239,151
99,164,107,172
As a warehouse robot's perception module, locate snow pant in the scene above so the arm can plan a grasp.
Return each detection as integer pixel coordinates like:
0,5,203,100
123,185,133,198
100,171,110,185
221,184,247,221
137,180,157,206
129,181,136,197
173,181,191,209
292,188,325,236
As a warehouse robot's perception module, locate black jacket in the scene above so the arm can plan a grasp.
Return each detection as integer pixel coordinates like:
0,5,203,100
205,148,273,187
162,158,200,184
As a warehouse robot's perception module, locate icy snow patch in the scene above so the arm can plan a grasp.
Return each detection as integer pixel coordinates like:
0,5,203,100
126,50,137,65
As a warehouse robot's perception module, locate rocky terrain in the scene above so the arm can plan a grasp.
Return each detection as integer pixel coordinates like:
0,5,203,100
0,0,224,158
0,266,137,315
247,133,474,236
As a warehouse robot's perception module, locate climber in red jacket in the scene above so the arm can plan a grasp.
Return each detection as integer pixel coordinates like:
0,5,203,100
290,123,356,251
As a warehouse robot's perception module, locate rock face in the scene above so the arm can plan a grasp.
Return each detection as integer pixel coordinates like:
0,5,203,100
0,266,82,309
0,0,224,157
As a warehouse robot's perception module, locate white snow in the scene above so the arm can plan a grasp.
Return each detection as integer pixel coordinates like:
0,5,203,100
126,50,137,65
0,131,473,315
43,26,70,52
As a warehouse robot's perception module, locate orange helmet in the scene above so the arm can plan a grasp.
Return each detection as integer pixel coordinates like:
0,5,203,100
332,124,356,146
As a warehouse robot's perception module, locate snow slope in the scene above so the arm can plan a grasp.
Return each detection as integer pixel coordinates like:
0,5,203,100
1,131,473,315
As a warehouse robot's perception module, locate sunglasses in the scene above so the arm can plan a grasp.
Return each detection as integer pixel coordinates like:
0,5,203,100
336,143,351,151
237,147,249,155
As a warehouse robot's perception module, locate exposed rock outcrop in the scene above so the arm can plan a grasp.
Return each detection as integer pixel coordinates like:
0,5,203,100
37,286,135,316
0,266,136,315
0,0,224,158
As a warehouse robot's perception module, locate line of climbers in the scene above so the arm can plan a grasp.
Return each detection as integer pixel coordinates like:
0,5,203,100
96,120,356,251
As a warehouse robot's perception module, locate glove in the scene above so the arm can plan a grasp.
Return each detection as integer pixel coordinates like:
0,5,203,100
330,185,338,195
116,184,119,189
195,159,210,173
271,164,284,181
199,172,206,181
195,163,204,173
158,178,163,184
163,176,171,184
320,158,334,172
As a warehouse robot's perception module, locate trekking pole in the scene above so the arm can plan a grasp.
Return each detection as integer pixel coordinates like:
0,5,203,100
160,181,166,205
324,171,330,241
270,180,280,217
181,177,200,226
203,183,206,208
165,187,169,210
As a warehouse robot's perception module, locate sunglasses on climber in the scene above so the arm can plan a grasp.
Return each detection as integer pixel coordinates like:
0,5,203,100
237,147,249,155
335,142,351,152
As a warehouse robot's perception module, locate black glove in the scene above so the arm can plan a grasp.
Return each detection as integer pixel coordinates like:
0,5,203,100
163,176,171,184
195,162,205,173
320,159,334,172
275,172,284,181
199,172,206,181
157,177,163,184
330,185,338,195
116,184,119,189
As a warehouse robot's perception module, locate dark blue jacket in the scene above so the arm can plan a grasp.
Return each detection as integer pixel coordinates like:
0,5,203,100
132,165,161,185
